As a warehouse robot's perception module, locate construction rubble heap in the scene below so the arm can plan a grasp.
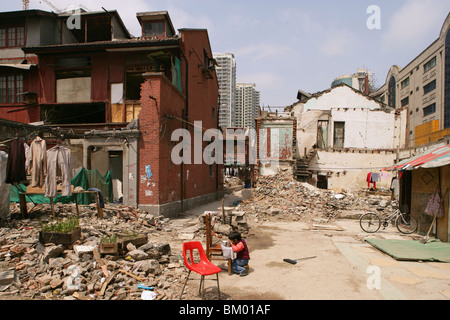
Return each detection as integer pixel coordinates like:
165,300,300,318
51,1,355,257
0,204,202,301
236,170,394,223
0,170,394,300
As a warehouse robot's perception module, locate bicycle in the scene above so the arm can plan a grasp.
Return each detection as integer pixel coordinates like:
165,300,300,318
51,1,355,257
359,202,418,234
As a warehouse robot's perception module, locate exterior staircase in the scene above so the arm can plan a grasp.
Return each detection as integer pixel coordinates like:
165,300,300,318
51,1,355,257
295,158,309,182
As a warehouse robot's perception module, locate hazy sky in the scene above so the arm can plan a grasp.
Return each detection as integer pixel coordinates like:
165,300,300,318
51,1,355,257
3,0,450,107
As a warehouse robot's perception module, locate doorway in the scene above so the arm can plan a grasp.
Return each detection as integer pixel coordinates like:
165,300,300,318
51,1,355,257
109,151,123,202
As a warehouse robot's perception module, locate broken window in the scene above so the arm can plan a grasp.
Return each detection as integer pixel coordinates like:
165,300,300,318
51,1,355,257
41,102,105,124
333,122,345,149
111,83,124,123
62,14,112,43
143,22,164,38
317,120,328,149
56,57,92,103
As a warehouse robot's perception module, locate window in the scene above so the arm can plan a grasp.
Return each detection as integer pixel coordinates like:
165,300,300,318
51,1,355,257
401,77,410,89
0,26,25,48
0,29,5,47
333,122,345,149
0,74,23,104
401,97,409,107
388,76,396,108
445,25,450,128
423,103,436,117
55,57,92,104
144,22,164,37
424,56,436,73
423,80,436,95
317,120,329,149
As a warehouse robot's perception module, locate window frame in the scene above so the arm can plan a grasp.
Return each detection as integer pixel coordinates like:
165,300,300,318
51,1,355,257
401,77,410,89
0,26,25,48
143,21,165,38
401,96,409,108
423,79,436,95
423,103,436,117
0,73,23,104
424,56,437,73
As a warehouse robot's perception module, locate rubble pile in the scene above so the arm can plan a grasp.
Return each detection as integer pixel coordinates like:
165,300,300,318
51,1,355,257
0,205,200,301
238,170,393,222
223,176,242,188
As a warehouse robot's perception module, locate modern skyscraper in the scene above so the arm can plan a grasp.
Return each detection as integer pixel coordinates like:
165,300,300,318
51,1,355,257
235,82,260,130
213,53,236,128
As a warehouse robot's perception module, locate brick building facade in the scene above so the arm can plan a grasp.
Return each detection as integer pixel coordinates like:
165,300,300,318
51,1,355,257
0,9,222,216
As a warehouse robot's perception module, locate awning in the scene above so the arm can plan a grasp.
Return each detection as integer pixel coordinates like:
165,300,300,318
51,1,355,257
386,144,450,171
0,64,36,70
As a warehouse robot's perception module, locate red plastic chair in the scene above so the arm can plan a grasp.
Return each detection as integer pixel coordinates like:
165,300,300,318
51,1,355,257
180,241,222,300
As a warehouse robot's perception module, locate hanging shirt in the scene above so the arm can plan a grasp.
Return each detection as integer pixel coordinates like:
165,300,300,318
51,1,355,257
5,138,27,184
45,145,71,198
0,151,11,221
26,137,47,188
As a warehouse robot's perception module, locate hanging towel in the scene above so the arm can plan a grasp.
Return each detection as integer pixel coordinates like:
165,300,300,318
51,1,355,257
381,171,390,179
370,172,381,183
425,192,443,218
221,245,234,260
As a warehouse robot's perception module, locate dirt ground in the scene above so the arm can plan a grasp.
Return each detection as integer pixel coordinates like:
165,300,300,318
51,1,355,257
170,191,450,301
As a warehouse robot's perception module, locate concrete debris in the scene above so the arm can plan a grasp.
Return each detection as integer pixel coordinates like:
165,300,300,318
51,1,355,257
237,171,394,223
0,203,198,300
0,170,396,300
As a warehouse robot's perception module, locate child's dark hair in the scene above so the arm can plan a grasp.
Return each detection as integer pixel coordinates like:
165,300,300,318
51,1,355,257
228,231,242,241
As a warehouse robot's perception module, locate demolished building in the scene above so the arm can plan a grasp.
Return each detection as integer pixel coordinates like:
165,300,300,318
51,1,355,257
288,83,408,192
0,9,222,217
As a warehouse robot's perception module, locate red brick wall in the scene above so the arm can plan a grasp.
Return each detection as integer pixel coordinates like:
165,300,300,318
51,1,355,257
179,29,222,200
137,29,221,207
138,73,186,206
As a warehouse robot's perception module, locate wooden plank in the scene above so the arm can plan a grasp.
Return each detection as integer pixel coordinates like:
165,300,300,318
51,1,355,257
99,270,118,296
119,269,144,282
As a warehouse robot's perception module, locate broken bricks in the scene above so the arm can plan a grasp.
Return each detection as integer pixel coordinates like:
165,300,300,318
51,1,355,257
0,203,188,300
238,170,394,223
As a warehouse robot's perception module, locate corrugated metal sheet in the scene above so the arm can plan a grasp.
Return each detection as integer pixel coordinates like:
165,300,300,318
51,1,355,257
386,145,450,171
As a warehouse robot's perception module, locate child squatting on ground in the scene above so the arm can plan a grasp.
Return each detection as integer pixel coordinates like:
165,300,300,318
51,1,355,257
228,231,250,276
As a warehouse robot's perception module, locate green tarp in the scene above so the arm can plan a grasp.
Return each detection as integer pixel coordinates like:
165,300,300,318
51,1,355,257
10,168,113,206
366,238,450,263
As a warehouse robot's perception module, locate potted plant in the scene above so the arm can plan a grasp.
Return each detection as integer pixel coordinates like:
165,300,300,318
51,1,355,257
99,234,118,255
39,216,81,246
117,231,147,250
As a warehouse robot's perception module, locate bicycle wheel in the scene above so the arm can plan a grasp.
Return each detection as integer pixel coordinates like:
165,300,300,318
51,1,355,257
359,212,381,233
396,214,418,234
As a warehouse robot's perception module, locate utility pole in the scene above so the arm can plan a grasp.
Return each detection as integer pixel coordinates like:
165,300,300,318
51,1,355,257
23,0,29,10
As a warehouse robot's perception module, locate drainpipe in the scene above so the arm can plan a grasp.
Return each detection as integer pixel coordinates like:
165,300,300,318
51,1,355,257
179,47,189,212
